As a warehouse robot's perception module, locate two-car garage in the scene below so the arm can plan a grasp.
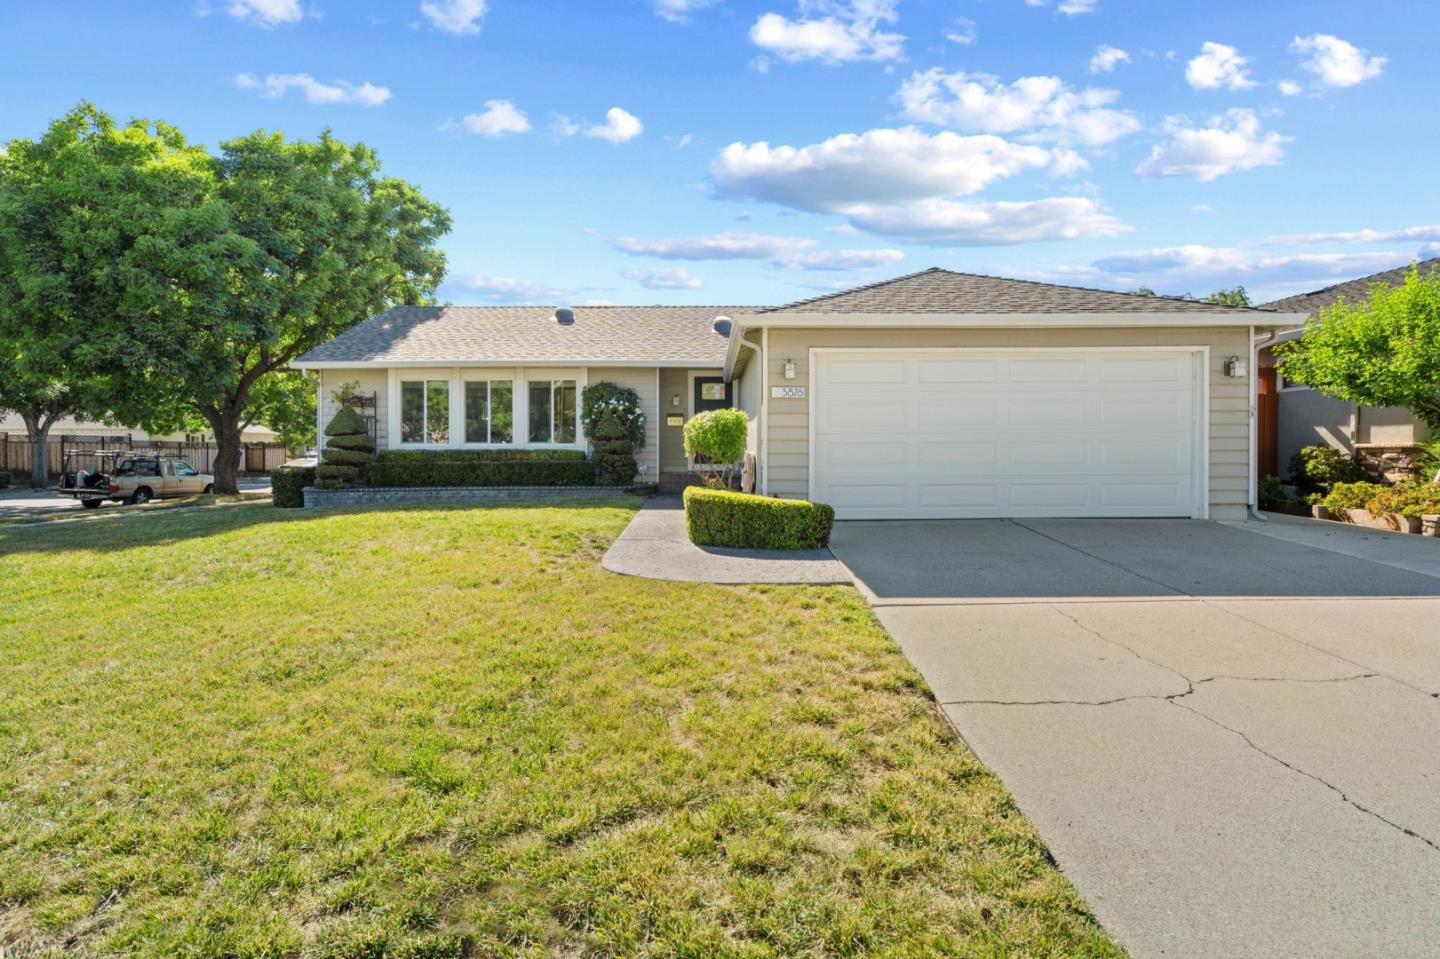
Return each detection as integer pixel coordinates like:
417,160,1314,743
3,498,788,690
808,349,1208,520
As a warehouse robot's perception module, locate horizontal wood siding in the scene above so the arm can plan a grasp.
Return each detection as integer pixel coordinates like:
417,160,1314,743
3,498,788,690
586,367,659,479
659,368,690,473
762,326,1253,519
318,368,389,450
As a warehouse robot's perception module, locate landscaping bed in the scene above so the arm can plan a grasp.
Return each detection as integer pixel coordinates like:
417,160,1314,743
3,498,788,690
0,503,1118,957
684,487,836,550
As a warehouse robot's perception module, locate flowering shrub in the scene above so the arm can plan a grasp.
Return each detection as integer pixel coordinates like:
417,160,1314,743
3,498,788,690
580,383,646,449
1366,482,1440,517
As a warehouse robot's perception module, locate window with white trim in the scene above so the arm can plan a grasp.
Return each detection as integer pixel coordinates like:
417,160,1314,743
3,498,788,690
464,379,514,444
527,379,578,444
400,379,450,444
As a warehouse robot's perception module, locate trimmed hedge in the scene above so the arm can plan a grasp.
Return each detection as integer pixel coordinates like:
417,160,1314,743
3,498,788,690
684,487,835,550
365,456,595,488
1322,481,1389,512
0,471,11,489
271,466,316,509
376,449,586,464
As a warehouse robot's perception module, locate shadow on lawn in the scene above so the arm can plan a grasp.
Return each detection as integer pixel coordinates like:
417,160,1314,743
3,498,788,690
0,497,639,557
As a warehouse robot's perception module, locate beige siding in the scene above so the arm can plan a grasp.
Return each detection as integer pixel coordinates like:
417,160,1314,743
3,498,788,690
659,368,690,472
762,326,1253,520
586,367,659,479
317,368,389,450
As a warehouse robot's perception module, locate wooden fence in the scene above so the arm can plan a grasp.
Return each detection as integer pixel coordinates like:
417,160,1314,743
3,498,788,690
0,433,289,479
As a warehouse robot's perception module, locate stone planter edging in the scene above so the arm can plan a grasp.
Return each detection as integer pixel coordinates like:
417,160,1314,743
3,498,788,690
302,485,641,508
1340,507,1424,534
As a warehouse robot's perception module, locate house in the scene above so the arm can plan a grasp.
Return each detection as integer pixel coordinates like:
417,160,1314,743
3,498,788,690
294,268,1300,521
1258,258,1437,481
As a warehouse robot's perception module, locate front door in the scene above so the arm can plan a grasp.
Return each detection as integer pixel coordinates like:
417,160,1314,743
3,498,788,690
692,375,732,416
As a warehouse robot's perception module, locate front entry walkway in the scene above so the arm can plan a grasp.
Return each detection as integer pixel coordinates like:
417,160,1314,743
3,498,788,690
830,518,1440,959
601,495,850,585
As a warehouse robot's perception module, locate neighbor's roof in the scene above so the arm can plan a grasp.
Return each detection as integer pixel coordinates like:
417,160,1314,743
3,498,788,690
757,267,1274,314
293,305,757,366
1259,257,1440,315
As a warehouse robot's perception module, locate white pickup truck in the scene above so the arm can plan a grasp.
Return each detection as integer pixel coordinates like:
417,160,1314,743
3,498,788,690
59,453,215,509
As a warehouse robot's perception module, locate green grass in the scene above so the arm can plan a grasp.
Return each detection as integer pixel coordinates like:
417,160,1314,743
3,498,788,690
0,501,1120,958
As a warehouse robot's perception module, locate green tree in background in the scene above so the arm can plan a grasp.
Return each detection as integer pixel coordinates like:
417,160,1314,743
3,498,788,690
123,127,450,492
0,105,203,485
1278,266,1440,429
1205,287,1252,307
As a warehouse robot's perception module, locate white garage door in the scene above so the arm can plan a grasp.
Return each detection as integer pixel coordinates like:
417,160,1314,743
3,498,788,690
811,349,1204,520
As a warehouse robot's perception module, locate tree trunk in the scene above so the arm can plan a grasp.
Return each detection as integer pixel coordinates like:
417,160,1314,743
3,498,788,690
20,412,57,489
211,414,244,495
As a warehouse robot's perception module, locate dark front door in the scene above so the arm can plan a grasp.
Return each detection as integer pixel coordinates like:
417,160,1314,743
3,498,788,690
692,376,732,415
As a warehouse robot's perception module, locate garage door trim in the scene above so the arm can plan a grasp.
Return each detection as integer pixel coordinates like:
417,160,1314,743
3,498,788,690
807,346,1211,520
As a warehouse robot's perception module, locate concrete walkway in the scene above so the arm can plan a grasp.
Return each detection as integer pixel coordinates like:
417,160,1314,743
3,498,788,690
601,495,851,584
1233,510,1440,580
830,518,1440,959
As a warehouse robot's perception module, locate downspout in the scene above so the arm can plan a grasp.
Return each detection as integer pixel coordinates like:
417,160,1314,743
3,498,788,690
736,336,764,495
1249,326,1277,522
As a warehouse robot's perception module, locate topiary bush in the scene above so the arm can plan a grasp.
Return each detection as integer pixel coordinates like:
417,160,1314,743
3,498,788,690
684,487,835,550
683,408,748,489
591,409,637,486
320,407,375,489
581,382,646,448
1289,444,1370,494
271,465,316,509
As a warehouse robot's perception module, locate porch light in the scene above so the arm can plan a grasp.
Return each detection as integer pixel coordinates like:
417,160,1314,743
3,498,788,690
1223,355,1248,378
783,359,796,380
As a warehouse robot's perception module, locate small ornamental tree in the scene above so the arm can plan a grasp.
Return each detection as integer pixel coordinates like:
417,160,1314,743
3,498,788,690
316,406,374,489
591,410,637,486
1277,266,1440,430
683,408,748,489
580,382,646,448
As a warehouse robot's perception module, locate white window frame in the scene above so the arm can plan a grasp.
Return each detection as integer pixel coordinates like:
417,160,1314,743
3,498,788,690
458,369,518,447
395,371,454,448
387,367,588,452
523,370,586,449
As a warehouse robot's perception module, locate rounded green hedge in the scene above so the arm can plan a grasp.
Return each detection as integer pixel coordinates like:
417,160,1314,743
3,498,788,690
683,487,835,550
271,466,316,509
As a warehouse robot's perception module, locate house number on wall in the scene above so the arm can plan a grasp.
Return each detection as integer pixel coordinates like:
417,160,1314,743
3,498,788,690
771,386,806,399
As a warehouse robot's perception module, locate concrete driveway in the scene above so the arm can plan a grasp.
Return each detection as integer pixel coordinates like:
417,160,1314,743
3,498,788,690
830,518,1440,959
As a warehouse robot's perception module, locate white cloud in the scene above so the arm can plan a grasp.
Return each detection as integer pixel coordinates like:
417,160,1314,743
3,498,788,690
613,232,815,260
1266,225,1440,246
1192,203,1216,214
1088,45,1130,74
549,115,582,137
778,248,905,270
1185,41,1255,91
1293,34,1386,88
1135,109,1287,182
445,99,531,136
1278,79,1304,97
1024,0,1097,15
233,72,391,107
945,17,976,46
1090,245,1413,289
826,223,859,234
221,0,302,27
712,127,1064,210
652,0,720,22
749,0,905,65
420,0,487,35
623,266,704,289
584,107,644,143
897,69,1141,146
840,196,1128,246
451,274,565,303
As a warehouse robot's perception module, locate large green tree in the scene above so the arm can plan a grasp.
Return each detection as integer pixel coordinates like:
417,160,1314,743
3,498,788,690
1277,266,1440,429
0,105,205,485
124,128,451,492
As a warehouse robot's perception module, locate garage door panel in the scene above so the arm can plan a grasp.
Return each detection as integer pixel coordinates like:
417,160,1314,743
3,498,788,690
812,350,1203,520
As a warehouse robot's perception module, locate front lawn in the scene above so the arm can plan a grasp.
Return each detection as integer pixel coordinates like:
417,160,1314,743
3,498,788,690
0,502,1119,957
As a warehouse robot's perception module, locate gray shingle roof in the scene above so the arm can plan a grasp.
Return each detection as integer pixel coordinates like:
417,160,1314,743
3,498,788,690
759,267,1273,314
1259,257,1440,315
295,305,757,366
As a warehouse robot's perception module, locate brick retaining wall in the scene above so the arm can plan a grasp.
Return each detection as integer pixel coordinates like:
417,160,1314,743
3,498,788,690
302,486,647,508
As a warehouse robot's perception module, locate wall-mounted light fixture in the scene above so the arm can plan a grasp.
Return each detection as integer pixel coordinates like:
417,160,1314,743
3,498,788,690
782,359,796,380
1223,355,1248,378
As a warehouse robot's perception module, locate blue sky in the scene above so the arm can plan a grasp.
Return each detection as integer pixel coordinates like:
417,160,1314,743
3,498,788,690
2,0,1435,306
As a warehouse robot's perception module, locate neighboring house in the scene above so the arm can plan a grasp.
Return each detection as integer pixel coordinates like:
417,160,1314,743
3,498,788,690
1258,258,1437,481
294,268,1299,521
0,414,280,445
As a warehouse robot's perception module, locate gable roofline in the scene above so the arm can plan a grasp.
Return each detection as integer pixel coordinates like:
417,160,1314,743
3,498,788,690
1258,256,1440,314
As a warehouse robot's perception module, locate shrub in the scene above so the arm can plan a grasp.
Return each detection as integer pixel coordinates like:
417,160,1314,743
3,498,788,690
581,382,646,448
1414,438,1440,483
1366,481,1440,517
683,408,748,489
684,487,835,550
1289,444,1370,494
364,453,595,488
321,407,375,489
271,465,316,508
591,410,637,486
1258,475,1291,510
376,449,585,464
0,471,11,489
1322,481,1389,512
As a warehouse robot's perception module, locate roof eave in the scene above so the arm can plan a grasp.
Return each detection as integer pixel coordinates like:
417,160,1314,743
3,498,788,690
727,311,1304,329
292,357,726,371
